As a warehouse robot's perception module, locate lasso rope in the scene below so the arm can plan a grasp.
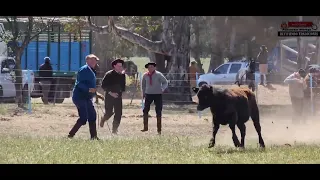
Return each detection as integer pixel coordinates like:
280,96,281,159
96,103,113,136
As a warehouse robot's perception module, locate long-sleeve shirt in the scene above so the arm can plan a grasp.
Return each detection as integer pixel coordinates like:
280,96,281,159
284,73,306,98
141,70,168,95
72,65,96,100
257,51,268,64
101,70,126,94
38,62,53,81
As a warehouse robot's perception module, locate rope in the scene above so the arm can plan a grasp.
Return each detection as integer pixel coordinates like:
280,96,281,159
96,104,113,136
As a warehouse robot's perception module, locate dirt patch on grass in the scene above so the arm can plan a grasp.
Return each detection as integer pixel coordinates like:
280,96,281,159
0,84,319,147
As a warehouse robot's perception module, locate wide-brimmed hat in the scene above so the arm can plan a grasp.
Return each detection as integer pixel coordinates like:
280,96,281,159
86,54,99,61
145,62,156,68
111,58,124,67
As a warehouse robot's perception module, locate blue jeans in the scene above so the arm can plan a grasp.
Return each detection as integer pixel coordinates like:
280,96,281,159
72,97,96,125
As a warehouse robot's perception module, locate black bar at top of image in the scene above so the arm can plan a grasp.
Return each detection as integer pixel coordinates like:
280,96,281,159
278,31,320,37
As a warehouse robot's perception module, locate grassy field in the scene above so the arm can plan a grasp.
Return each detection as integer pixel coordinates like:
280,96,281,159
1,136,320,164
1,57,320,164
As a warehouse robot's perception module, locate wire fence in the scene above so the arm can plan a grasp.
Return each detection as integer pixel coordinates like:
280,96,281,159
1,69,320,115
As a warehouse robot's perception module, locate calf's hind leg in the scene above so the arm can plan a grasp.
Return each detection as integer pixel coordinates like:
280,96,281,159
253,121,265,148
236,122,246,148
229,112,240,147
251,107,266,148
229,124,241,147
208,122,220,148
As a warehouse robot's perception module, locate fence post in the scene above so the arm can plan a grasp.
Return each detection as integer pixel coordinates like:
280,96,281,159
27,69,32,114
196,72,201,118
139,72,144,110
310,74,314,115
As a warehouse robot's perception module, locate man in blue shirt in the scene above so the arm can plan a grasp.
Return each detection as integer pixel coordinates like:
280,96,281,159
68,54,100,140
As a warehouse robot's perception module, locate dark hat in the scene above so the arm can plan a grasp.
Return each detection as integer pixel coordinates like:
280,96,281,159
145,62,156,68
298,68,306,73
298,68,306,77
260,45,267,49
111,58,124,67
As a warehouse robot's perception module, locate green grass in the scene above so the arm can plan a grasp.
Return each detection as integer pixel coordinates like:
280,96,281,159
1,135,320,164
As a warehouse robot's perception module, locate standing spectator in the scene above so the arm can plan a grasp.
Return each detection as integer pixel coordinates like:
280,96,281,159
257,45,268,86
100,59,126,134
141,62,168,135
189,61,199,88
38,57,53,104
284,69,307,124
68,54,100,140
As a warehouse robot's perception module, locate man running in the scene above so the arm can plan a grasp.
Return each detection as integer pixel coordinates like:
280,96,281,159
68,54,100,140
100,59,126,134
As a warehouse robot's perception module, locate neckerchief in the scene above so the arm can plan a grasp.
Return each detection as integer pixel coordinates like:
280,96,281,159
147,70,155,85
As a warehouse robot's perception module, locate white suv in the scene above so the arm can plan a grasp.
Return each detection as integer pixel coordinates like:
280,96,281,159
197,61,261,87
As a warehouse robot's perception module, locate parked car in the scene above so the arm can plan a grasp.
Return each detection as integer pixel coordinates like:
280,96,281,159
197,61,261,87
0,56,35,102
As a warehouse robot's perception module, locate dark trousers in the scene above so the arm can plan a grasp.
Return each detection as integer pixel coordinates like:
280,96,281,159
69,98,98,139
290,96,304,123
104,93,123,131
143,94,163,117
40,80,52,104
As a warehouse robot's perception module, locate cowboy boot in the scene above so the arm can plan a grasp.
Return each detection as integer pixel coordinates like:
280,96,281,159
260,75,264,85
157,117,162,135
112,121,119,135
141,114,149,132
68,121,82,138
100,112,114,128
89,121,99,140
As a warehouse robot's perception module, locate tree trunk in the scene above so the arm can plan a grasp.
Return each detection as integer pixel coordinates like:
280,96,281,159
208,26,223,73
297,37,307,70
191,22,205,74
163,17,191,104
92,16,114,76
148,32,168,73
15,49,23,107
229,26,237,60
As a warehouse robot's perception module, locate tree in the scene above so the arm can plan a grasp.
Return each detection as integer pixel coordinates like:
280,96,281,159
87,16,192,103
190,16,207,73
0,16,56,107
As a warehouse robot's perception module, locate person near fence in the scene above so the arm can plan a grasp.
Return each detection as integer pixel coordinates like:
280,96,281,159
189,61,199,88
257,45,268,86
100,59,126,134
68,54,100,140
38,57,53,104
284,69,307,124
304,66,320,115
141,62,168,135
